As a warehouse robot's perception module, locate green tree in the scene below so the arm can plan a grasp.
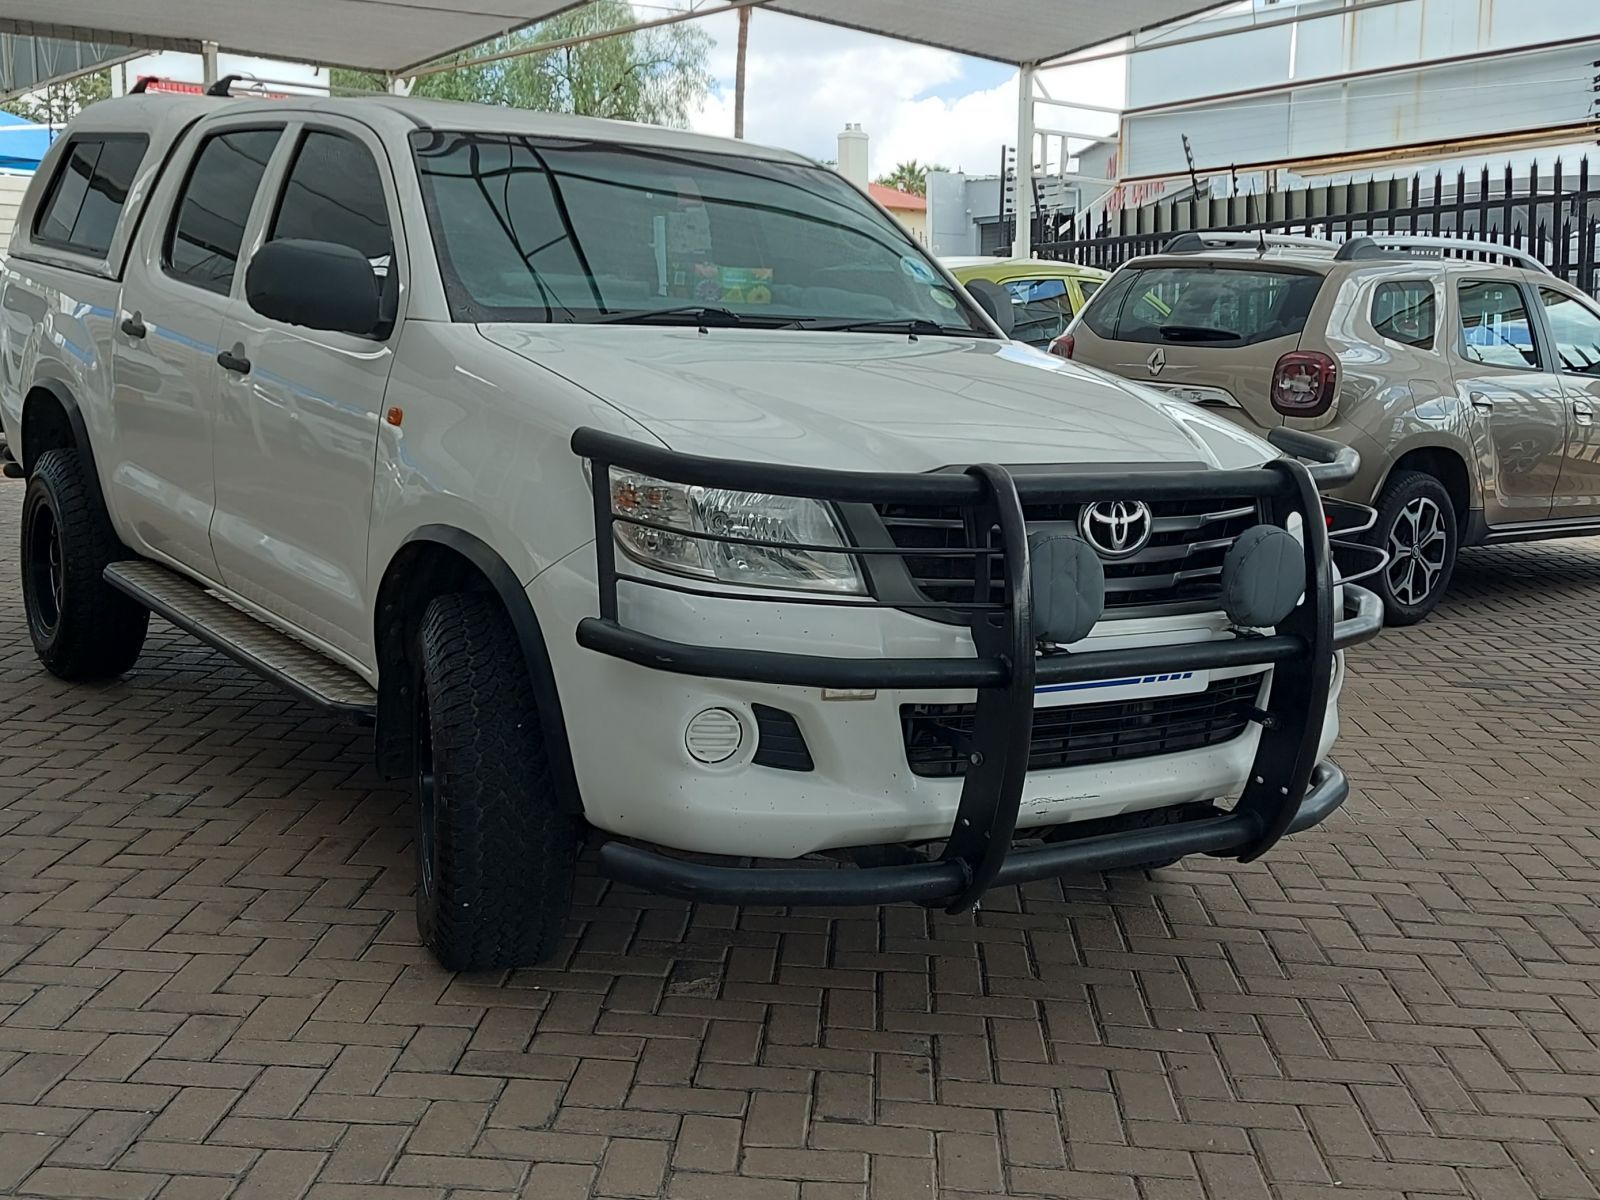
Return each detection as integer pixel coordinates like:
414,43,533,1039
874,160,950,197
333,0,711,127
2,71,110,127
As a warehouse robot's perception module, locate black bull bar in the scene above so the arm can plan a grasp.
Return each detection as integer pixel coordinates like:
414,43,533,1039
571,425,1383,911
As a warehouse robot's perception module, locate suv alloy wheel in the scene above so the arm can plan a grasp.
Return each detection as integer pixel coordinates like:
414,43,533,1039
1370,469,1458,625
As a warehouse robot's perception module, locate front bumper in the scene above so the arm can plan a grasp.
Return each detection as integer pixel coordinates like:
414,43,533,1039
569,425,1382,912
596,760,1351,906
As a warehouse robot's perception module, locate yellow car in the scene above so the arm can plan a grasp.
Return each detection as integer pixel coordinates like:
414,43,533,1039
945,257,1110,349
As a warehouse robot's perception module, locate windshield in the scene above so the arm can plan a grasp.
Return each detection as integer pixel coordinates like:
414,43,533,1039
410,131,986,333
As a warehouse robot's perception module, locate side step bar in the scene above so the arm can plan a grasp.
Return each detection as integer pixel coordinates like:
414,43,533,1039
104,560,376,719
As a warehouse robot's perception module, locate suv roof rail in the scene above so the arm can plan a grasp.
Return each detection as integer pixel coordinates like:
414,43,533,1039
1351,234,1552,275
1160,231,1339,256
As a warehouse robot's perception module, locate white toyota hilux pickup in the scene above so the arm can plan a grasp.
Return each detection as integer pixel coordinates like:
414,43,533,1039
0,92,1381,970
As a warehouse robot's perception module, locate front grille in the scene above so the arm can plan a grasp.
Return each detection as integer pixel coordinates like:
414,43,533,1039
873,496,1260,618
901,673,1263,778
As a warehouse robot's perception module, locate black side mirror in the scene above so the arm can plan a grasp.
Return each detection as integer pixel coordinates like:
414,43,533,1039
246,238,383,337
963,278,1016,337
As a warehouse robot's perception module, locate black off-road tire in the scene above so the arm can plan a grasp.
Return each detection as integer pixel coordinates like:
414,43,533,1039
1369,470,1458,626
20,449,149,681
414,591,579,971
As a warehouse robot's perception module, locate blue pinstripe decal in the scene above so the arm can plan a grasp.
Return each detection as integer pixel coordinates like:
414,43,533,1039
1035,671,1195,696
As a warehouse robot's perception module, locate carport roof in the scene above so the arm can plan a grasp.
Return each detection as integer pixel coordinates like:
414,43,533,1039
0,0,1222,74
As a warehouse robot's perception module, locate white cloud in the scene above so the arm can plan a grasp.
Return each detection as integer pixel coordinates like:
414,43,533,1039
687,11,1018,176
630,5,1127,180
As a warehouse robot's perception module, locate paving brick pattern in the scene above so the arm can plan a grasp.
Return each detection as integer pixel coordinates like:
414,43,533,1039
2,474,1600,1199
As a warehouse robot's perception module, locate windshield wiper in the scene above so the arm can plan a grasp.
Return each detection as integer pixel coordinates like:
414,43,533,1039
798,317,987,339
1158,323,1242,342
597,306,744,330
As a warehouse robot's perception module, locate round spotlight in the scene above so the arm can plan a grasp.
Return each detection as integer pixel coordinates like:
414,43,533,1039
1029,532,1106,646
1220,524,1304,628
685,708,744,764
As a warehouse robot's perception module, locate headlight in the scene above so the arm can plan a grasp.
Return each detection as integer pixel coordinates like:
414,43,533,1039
609,469,865,594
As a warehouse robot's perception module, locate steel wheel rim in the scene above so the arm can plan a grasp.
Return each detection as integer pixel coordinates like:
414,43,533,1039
24,503,63,639
415,689,438,904
1385,496,1447,607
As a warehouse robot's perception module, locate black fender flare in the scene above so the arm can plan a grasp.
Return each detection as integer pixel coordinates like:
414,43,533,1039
378,525,584,815
21,377,108,513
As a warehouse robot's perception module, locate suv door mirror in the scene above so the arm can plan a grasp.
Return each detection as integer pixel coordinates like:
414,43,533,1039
246,239,382,336
962,278,1016,337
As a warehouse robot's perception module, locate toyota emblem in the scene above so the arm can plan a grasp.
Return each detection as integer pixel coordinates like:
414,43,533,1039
1079,500,1155,558
1146,347,1166,376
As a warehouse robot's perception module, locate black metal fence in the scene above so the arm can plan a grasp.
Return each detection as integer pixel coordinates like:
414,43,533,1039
1033,159,1600,296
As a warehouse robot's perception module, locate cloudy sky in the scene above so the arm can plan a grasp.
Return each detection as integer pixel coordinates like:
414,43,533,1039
679,8,1125,178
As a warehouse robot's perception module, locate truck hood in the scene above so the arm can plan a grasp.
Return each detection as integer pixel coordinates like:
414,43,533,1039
477,325,1277,472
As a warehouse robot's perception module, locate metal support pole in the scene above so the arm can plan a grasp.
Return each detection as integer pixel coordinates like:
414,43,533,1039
200,40,219,87
734,3,751,139
1013,63,1036,259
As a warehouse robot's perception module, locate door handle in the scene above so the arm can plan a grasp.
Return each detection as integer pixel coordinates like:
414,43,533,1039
1575,399,1595,426
217,349,251,375
120,313,146,339
1469,391,1497,411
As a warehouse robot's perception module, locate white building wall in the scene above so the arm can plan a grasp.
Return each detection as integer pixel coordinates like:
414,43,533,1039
0,173,32,253
1121,0,1600,180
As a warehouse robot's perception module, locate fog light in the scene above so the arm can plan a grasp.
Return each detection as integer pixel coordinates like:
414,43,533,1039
685,708,744,764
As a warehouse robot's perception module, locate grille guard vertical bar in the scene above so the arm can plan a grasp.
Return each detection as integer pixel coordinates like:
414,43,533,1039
1234,457,1336,861
937,464,1036,912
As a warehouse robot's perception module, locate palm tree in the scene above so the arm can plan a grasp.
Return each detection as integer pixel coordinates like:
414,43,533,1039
875,160,950,197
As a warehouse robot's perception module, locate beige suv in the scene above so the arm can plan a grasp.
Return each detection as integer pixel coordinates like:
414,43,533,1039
1059,232,1600,623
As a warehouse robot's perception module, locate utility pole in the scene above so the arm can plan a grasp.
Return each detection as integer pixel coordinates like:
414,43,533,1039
734,4,751,139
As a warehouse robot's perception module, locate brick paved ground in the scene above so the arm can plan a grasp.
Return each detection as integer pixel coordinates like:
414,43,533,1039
2,474,1599,1200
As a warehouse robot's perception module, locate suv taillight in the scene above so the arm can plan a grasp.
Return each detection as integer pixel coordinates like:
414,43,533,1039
1048,332,1075,359
1271,351,1337,417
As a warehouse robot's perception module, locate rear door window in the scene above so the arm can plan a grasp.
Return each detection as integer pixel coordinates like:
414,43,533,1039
1371,281,1436,350
1112,266,1324,347
166,127,284,295
33,134,148,257
1002,276,1073,347
1457,279,1540,370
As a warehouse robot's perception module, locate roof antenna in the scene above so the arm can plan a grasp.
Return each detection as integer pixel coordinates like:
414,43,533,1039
1258,229,1268,255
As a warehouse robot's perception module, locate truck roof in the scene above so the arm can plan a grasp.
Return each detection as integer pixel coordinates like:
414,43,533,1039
76,93,814,165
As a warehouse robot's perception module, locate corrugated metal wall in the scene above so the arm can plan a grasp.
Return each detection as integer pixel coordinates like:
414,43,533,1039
0,35,133,98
